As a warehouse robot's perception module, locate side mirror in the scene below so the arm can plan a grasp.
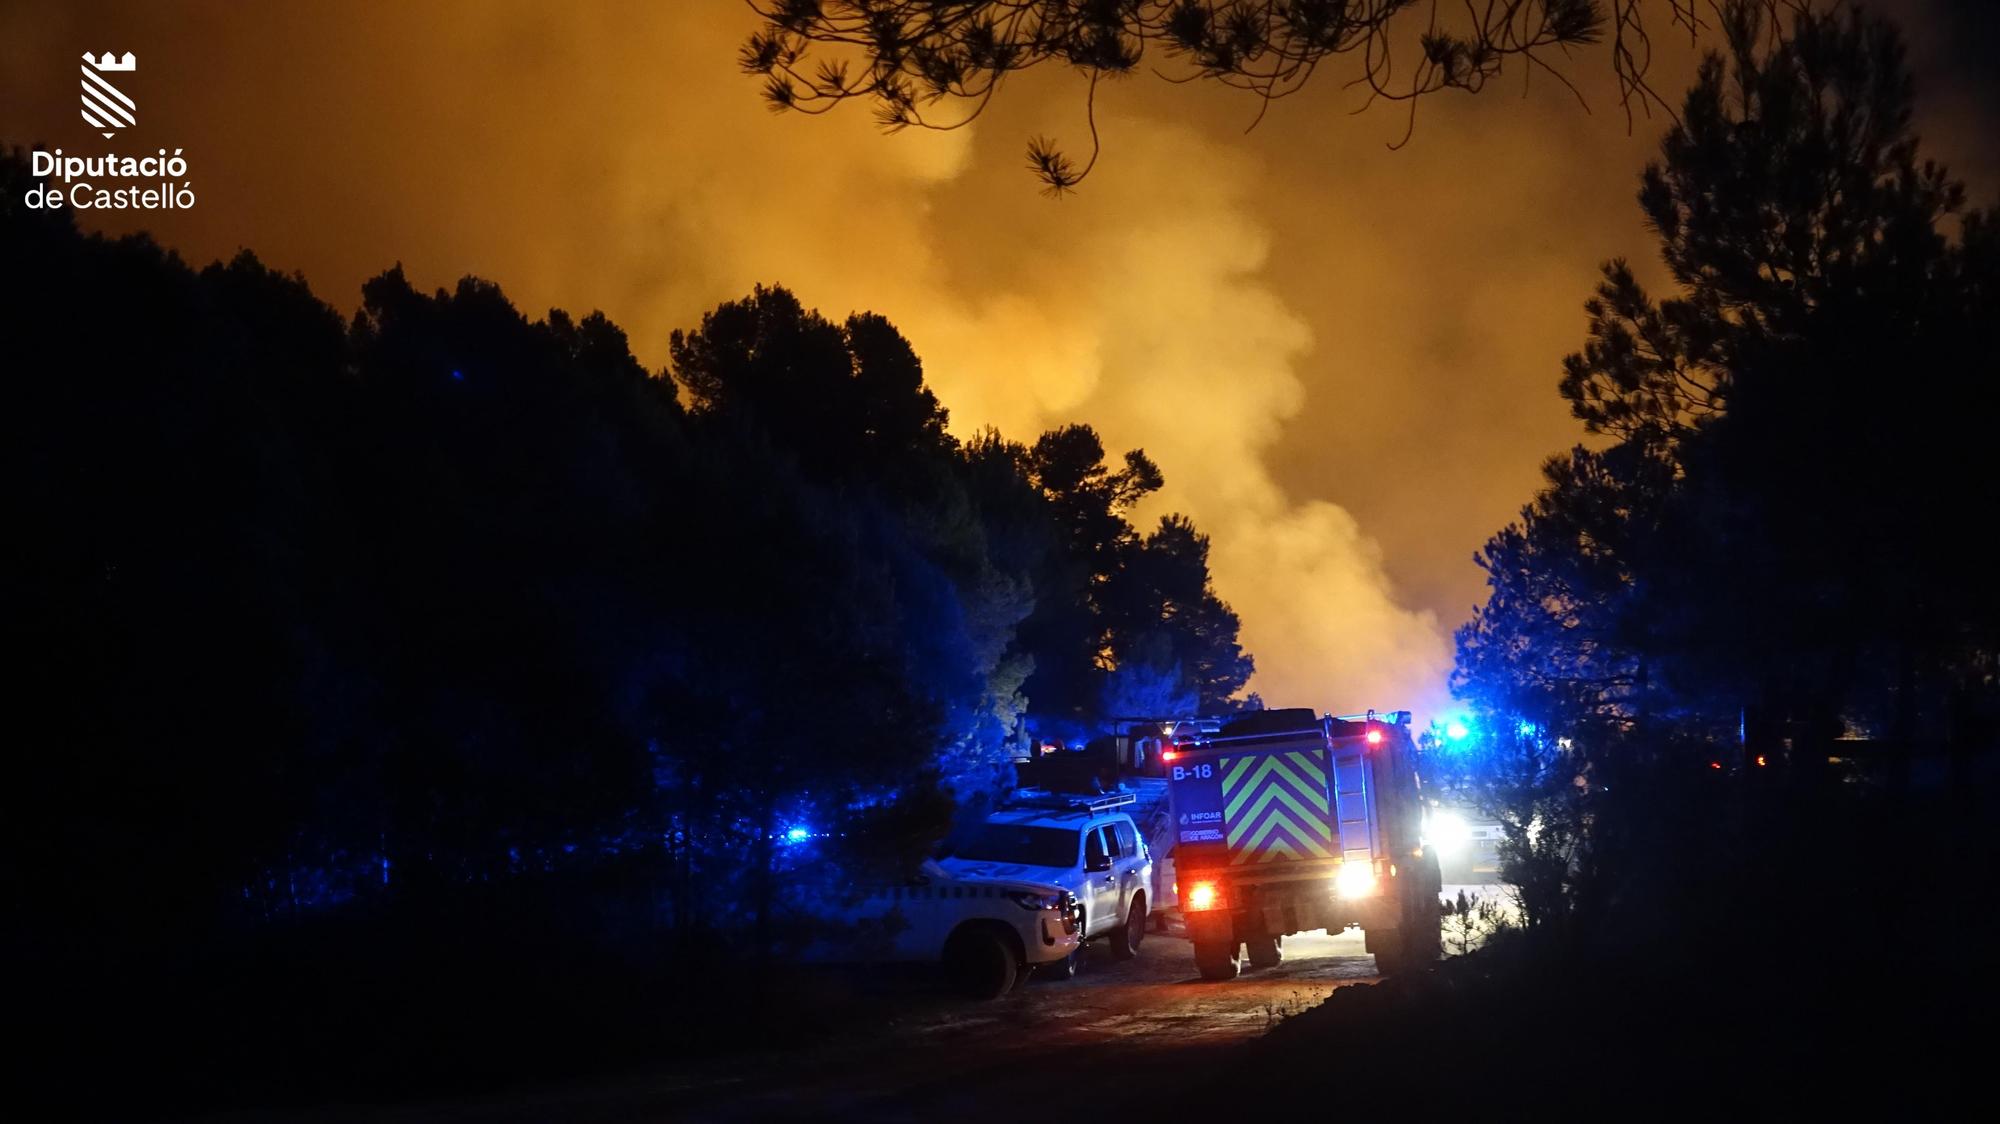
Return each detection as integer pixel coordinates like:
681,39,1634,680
1086,854,1112,873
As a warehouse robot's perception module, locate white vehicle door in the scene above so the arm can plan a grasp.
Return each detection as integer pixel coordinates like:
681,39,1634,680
1083,824,1120,936
1111,820,1146,917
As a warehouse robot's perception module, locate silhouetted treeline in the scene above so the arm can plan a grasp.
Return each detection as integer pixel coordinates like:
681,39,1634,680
1250,10,2000,1110
1430,3,1999,1076
1,151,1251,1105
1456,2,2000,784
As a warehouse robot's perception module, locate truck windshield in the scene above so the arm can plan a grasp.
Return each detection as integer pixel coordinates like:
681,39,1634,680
951,824,1080,868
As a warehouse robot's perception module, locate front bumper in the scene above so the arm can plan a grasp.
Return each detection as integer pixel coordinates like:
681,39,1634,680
1183,879,1399,942
1023,893,1084,964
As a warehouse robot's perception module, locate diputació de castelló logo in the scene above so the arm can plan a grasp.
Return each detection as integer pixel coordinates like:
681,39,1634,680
25,50,197,212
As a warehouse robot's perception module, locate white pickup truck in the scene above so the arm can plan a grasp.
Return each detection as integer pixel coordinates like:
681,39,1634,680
937,793,1154,973
818,859,1081,998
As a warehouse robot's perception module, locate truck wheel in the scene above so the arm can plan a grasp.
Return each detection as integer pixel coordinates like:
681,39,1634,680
944,928,1019,999
1401,918,1439,967
1245,933,1283,969
1406,851,1444,965
1010,957,1037,991
1193,938,1241,981
1410,885,1443,965
1109,895,1147,961
1369,928,1404,976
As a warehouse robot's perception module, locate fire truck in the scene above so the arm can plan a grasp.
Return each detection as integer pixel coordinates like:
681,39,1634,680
1164,708,1442,979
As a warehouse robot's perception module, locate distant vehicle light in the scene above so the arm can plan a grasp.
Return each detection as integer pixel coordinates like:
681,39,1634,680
783,826,811,843
1185,880,1220,911
1428,809,1473,858
1161,749,1180,762
1710,761,1723,770
1755,755,1768,767
1366,730,1384,746
1335,863,1378,900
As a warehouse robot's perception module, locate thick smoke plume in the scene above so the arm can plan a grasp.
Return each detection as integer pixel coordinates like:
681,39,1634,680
4,0,1989,719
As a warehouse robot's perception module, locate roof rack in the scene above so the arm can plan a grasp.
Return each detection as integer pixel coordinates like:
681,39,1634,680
1330,709,1413,725
1001,789,1137,814
1111,715,1225,737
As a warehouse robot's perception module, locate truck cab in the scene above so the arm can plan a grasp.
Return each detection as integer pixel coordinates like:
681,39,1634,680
1166,708,1442,979
939,793,1155,962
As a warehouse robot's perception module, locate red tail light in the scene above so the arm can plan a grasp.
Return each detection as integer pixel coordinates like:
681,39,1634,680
1184,880,1221,911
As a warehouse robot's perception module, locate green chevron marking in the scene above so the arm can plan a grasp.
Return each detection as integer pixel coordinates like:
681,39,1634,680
1287,750,1327,788
1234,775,1325,837
1221,754,1255,795
1232,805,1330,860
1224,753,1321,821
1238,805,1333,859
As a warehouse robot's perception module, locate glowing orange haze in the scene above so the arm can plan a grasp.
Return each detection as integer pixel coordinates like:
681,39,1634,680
3,1,1986,720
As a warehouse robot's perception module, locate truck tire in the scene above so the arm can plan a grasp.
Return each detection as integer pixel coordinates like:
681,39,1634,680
1406,897,1442,967
1011,956,1038,990
945,928,1020,999
1245,933,1282,969
1193,937,1241,981
1109,894,1147,961
1401,850,1443,967
1369,927,1404,976
1408,880,1440,960
1379,866,1441,975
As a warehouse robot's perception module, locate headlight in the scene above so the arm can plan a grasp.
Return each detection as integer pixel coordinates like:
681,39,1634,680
1183,880,1221,911
1004,890,1062,912
1428,809,1473,858
1335,862,1378,900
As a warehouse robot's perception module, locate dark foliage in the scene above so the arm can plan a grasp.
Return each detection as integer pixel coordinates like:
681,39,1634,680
1458,0,2000,777
0,154,1251,1109
1411,8,2000,1107
1194,777,1991,1117
742,0,1707,188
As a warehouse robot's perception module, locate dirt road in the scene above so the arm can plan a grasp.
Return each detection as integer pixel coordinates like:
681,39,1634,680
272,927,1384,1123
679,927,1384,1120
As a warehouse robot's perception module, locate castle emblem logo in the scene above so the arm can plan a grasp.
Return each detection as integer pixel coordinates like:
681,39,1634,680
81,52,136,139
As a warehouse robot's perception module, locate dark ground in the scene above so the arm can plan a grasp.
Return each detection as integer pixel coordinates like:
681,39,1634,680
189,925,1382,1123
167,774,2000,1124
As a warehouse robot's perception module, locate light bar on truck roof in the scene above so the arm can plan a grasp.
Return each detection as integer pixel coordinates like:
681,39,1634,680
1112,715,1224,732
1330,709,1413,725
1002,789,1137,814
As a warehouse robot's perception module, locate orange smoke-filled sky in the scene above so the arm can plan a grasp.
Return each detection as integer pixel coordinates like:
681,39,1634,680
4,1,1993,718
